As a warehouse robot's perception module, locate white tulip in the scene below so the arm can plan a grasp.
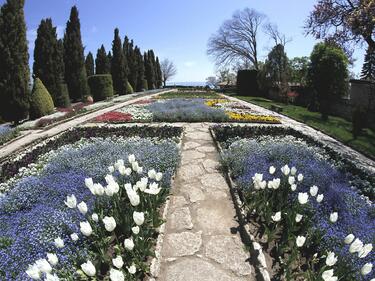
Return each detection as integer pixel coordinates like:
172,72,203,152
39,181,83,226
103,216,116,232
112,256,124,269
148,169,157,179
128,154,136,163
290,166,297,176
125,185,140,206
297,173,304,182
310,185,319,197
133,211,145,226
54,237,64,248
131,161,139,171
35,258,52,273
281,165,290,176
322,269,337,281
109,268,124,281
349,238,363,253
127,264,136,274
45,273,60,281
137,166,143,174
92,213,99,222
132,226,140,235
85,178,94,189
361,263,372,276
144,182,161,195
105,174,115,185
124,237,135,250
47,253,58,266
358,244,373,258
155,172,163,181
80,221,93,236
326,251,338,266
115,159,124,169
329,212,338,223
252,173,263,183
268,178,280,190
70,233,79,241
269,166,276,175
296,236,306,247
81,261,96,277
108,166,115,173
295,214,303,223
288,176,295,185
344,234,355,244
64,194,77,208
298,193,309,205
26,264,41,280
91,183,104,196
118,165,128,176
77,201,88,215
290,184,297,191
105,182,120,196
271,211,281,222
316,194,324,203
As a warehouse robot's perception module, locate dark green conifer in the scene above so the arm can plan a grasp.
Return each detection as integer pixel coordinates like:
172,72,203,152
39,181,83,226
95,45,110,74
63,6,89,101
135,47,145,92
85,52,95,77
361,47,375,81
111,28,128,95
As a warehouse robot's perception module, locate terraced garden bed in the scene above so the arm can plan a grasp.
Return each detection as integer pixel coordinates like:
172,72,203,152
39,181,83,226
211,125,374,281
92,93,281,124
0,125,182,280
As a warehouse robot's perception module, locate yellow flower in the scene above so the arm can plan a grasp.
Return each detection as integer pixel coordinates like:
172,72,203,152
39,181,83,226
205,99,230,107
226,111,281,123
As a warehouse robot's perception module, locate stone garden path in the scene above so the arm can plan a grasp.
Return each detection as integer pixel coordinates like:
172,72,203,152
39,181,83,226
155,123,255,281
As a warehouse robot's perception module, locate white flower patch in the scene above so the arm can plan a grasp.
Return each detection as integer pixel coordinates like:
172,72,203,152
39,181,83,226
117,105,153,121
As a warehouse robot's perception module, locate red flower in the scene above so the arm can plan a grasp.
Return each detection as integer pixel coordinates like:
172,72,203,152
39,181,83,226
94,111,133,122
133,99,153,105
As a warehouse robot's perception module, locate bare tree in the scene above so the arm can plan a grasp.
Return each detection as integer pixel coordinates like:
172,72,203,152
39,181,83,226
264,23,292,47
207,8,266,70
160,59,177,87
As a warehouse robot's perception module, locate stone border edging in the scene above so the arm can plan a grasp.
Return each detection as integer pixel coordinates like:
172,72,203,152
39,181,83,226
209,127,272,281
148,137,183,281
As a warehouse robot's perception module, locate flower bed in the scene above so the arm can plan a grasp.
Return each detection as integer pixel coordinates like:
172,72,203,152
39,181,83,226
212,125,374,281
0,126,181,280
92,97,281,124
94,112,133,123
0,124,20,145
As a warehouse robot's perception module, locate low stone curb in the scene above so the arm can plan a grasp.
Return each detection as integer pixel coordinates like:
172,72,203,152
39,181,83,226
209,127,272,281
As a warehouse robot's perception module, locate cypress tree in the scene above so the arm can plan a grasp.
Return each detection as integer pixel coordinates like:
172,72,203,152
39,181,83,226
0,0,30,123
111,28,128,95
361,47,375,81
107,51,113,73
155,56,162,88
56,39,70,107
135,47,145,92
33,18,69,107
145,51,156,89
63,6,89,101
85,52,95,77
127,40,137,89
95,45,110,74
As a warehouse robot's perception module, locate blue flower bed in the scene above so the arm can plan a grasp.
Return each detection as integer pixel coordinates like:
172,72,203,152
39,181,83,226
0,124,19,145
221,136,374,280
0,136,180,280
147,98,229,122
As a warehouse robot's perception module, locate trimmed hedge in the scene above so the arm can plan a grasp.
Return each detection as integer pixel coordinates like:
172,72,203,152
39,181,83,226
236,69,259,96
87,74,114,101
29,78,55,120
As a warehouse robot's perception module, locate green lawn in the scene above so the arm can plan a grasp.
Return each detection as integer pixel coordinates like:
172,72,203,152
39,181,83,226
157,91,222,99
235,95,375,160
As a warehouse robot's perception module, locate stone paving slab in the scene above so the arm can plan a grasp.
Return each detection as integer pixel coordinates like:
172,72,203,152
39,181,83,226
157,124,255,281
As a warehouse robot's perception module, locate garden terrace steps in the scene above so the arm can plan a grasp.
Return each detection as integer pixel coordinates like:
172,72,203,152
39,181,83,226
155,123,256,281
0,89,175,161
224,95,375,174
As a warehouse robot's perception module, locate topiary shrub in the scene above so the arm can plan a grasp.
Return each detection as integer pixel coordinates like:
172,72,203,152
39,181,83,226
56,83,71,108
126,81,134,94
236,70,259,96
87,75,114,102
29,78,55,120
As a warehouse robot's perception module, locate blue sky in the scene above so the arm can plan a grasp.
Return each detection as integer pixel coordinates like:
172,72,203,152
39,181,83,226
1,0,366,82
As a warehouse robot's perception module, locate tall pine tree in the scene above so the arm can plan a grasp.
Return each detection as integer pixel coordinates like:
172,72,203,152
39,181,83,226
361,47,375,81
95,45,110,74
33,18,69,107
85,52,95,77
111,28,128,95
63,6,89,101
135,47,145,92
145,50,156,89
0,0,30,122
126,39,137,90
155,56,162,88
